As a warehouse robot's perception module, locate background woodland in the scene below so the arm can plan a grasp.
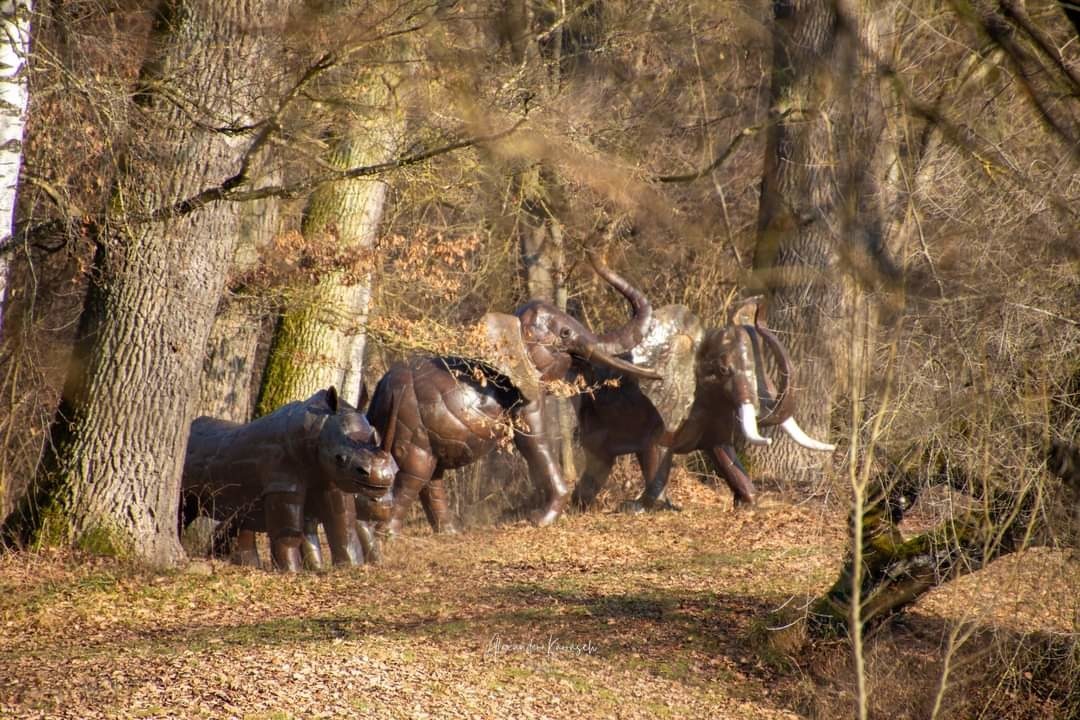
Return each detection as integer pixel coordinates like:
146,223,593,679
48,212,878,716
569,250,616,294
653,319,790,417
0,1,1078,718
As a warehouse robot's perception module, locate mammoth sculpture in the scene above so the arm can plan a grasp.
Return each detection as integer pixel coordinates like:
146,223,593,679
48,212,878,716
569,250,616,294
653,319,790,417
366,254,661,536
181,386,398,571
571,297,835,512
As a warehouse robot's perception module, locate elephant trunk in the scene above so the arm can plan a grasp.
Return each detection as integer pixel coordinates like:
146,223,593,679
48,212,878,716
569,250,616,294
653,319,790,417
589,252,653,354
581,343,662,380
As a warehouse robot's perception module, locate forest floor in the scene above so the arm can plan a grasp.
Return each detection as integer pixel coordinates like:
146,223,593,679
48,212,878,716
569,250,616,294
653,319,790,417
1,469,1077,720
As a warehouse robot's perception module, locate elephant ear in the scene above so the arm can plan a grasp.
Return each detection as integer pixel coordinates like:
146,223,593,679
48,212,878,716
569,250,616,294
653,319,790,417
478,312,542,402
630,304,704,433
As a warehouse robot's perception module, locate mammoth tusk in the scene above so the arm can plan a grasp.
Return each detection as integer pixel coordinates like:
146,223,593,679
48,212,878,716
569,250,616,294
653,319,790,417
739,402,772,446
780,417,836,452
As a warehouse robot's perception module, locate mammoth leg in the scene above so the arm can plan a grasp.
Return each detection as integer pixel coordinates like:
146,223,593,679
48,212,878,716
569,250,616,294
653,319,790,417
707,445,755,507
264,491,306,572
227,519,262,569
319,487,365,567
512,399,569,527
419,469,457,534
570,451,615,511
235,528,262,568
625,445,677,514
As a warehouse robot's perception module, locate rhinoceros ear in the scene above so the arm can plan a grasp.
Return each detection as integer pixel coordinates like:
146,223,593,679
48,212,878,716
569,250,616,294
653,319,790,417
631,304,704,433
479,312,542,402
325,385,340,413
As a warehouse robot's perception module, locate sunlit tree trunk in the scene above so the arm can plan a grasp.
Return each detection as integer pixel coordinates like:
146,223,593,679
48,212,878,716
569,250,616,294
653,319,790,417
255,107,397,413
196,171,282,421
16,1,296,566
750,0,889,493
0,0,32,338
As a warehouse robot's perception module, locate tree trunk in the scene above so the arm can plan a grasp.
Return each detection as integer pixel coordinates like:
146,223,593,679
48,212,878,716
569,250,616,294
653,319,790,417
750,0,889,493
804,456,1077,637
0,0,32,338
255,115,396,414
16,0,295,566
196,173,283,421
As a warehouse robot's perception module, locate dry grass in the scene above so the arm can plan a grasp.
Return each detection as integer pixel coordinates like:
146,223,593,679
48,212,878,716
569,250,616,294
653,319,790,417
1,485,1075,720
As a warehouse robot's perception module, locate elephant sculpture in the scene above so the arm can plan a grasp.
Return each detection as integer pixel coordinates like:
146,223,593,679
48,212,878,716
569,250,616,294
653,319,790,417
366,253,661,536
181,386,399,571
571,297,835,512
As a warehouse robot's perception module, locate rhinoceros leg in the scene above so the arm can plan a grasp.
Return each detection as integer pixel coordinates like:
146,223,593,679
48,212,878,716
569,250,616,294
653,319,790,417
264,491,305,572
301,515,324,570
419,469,457,534
234,527,262,569
357,521,381,563
320,487,365,567
570,451,614,511
707,445,755,507
624,445,677,514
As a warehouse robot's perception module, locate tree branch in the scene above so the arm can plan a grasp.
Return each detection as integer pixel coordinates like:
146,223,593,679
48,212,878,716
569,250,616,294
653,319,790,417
147,119,528,222
653,123,765,183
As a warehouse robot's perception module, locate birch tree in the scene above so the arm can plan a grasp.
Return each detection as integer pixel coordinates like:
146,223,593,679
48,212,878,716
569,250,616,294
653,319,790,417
0,0,32,337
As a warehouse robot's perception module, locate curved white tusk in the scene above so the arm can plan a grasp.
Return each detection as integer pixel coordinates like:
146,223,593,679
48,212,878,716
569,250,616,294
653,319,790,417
739,402,772,446
780,417,836,452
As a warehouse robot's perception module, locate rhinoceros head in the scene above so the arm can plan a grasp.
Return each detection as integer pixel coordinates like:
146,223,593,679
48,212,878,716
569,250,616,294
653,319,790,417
315,386,398,500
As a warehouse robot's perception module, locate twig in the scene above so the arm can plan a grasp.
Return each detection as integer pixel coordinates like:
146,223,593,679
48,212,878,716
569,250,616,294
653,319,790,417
654,124,765,183
1006,301,1080,327
148,119,528,222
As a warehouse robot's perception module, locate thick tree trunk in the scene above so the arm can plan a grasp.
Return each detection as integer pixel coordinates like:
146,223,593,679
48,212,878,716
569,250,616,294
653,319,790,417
196,182,282,421
18,1,295,566
750,0,888,493
804,456,1077,637
0,0,32,338
256,118,395,414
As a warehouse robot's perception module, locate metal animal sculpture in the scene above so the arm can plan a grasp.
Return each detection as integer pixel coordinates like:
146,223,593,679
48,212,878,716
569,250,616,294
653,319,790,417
181,386,398,571
571,298,835,512
366,254,661,536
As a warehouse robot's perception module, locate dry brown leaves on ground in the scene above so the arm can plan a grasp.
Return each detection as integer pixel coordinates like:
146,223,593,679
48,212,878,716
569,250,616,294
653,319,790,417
0,487,1076,720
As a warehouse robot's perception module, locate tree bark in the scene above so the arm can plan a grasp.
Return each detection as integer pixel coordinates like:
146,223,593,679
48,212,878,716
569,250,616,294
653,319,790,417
0,0,32,338
751,0,889,493
196,173,282,421
256,85,398,414
804,455,1076,637
18,1,296,566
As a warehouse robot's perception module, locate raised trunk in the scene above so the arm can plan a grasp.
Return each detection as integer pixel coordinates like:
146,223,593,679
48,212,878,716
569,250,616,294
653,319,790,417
256,99,397,414
16,0,295,566
0,0,32,338
750,0,888,493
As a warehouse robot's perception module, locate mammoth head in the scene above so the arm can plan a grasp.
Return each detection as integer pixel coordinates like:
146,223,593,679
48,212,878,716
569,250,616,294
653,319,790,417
480,308,660,402
632,299,835,453
315,386,400,500
721,298,834,451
